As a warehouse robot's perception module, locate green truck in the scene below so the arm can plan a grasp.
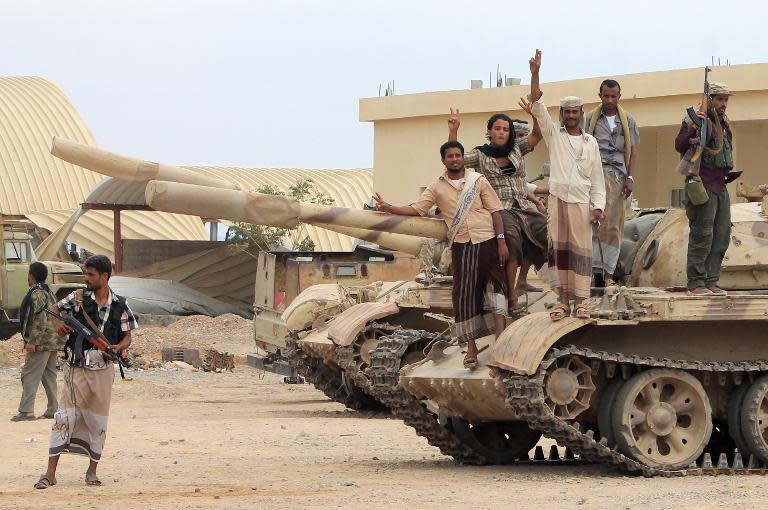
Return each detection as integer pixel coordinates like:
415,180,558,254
0,220,84,337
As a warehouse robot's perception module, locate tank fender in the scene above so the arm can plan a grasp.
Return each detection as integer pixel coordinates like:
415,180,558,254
489,313,590,375
327,302,399,347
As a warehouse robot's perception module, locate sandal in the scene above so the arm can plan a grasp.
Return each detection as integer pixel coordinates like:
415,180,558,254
34,474,56,489
40,411,56,419
463,352,478,370
10,413,36,422
516,283,543,293
85,472,102,486
574,304,590,319
549,303,570,321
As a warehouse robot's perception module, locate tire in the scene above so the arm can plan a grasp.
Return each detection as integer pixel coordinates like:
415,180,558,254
611,368,712,470
450,418,541,464
739,374,768,463
597,377,625,448
727,382,751,457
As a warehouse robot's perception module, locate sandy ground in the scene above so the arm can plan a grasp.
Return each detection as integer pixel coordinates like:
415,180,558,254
0,314,254,370
2,333,768,509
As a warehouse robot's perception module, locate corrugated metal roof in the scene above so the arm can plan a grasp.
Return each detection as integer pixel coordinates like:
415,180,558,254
85,167,375,252
0,76,373,254
185,167,374,252
27,209,207,261
0,77,102,214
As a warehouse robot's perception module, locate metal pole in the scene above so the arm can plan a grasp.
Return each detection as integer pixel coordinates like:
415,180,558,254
113,208,122,273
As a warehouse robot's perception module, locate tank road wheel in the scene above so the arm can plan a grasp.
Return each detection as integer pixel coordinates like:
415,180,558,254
449,418,542,464
338,323,398,412
544,355,596,420
727,382,751,457
597,378,626,448
612,369,712,470
351,323,396,374
739,374,768,463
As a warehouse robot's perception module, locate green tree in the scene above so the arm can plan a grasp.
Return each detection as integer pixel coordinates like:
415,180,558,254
226,178,335,252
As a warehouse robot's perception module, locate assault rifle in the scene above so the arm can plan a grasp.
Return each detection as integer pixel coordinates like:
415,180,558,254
688,66,712,163
43,308,127,379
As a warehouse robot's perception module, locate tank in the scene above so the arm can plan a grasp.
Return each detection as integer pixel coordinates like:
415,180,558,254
55,140,768,474
50,139,460,410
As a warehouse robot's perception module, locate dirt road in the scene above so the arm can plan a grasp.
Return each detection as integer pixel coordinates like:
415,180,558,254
1,365,767,509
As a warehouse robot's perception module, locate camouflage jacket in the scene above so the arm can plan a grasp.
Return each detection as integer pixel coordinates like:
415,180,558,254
23,288,65,351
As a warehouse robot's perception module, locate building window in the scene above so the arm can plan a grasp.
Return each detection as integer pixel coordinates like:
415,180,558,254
335,265,357,277
670,188,685,208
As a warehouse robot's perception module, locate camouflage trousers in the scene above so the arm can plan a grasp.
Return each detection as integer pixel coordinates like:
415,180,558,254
685,188,731,289
18,350,59,415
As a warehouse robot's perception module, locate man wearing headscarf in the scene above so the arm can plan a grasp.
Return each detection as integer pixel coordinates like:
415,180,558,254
675,82,739,295
528,49,605,320
446,105,547,315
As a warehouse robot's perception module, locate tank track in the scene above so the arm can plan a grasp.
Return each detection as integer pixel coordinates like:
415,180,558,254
284,332,347,406
336,322,400,399
366,328,488,465
501,344,768,476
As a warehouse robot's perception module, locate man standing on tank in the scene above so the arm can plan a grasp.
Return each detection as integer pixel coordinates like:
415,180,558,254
528,49,605,320
584,79,640,286
446,104,547,315
374,141,508,369
675,83,738,296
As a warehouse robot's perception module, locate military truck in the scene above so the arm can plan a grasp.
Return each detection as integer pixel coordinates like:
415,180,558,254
0,219,85,337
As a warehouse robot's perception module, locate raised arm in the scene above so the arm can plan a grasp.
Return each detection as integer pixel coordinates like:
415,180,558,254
528,49,557,143
530,49,542,102
447,108,460,142
518,97,542,149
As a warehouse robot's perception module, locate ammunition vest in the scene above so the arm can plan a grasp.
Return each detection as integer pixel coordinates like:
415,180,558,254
701,131,733,170
66,289,127,359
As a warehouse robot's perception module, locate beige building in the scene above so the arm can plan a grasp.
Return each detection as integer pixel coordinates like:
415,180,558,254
360,64,768,209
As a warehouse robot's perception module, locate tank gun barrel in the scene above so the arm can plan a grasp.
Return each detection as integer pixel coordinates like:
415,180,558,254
145,180,448,240
51,137,240,190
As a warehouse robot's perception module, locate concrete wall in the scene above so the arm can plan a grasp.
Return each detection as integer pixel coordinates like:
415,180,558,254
121,239,224,272
361,64,768,208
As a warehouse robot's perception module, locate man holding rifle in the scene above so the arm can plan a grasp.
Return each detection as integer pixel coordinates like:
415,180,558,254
34,255,137,489
675,78,738,296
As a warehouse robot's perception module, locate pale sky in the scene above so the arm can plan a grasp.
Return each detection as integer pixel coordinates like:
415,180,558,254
2,0,764,169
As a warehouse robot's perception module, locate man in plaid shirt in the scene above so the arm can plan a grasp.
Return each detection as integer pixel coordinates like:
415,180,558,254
34,255,137,490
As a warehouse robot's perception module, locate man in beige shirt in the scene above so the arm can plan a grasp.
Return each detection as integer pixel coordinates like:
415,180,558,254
374,140,508,368
528,49,606,320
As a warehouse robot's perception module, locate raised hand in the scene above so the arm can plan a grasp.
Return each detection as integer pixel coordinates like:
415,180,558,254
448,107,460,131
518,97,533,116
529,49,541,75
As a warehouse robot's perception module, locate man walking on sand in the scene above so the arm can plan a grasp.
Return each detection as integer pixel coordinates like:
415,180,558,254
11,262,64,422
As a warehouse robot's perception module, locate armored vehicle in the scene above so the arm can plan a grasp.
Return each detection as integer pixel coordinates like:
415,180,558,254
53,139,768,474
250,247,420,408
